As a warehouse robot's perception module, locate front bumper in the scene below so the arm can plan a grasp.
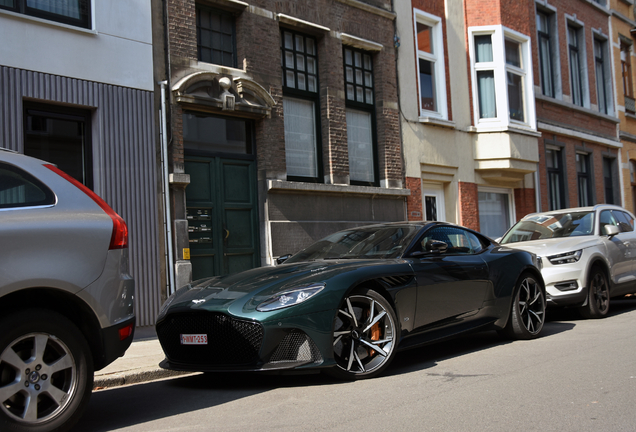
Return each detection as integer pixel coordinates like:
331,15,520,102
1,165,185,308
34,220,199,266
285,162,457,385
541,260,587,307
156,309,336,372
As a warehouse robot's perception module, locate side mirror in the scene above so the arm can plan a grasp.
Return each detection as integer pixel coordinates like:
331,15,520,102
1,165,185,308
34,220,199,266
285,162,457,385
276,254,292,265
425,239,448,254
604,224,619,237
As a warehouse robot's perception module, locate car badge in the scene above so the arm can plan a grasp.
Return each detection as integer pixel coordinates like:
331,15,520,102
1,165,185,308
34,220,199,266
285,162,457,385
192,299,206,305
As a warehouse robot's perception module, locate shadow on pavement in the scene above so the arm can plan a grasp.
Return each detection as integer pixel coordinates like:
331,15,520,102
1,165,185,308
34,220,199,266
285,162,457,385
74,299,636,431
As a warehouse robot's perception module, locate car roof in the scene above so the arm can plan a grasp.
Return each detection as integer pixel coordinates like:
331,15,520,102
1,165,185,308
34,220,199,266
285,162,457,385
521,204,631,219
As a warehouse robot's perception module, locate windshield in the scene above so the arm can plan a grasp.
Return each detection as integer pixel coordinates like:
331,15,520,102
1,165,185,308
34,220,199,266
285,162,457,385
501,211,594,244
285,225,421,263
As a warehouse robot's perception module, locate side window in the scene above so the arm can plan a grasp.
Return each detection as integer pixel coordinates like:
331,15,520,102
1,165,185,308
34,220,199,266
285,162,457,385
599,210,618,234
614,211,634,233
0,163,55,209
466,231,485,253
421,226,476,254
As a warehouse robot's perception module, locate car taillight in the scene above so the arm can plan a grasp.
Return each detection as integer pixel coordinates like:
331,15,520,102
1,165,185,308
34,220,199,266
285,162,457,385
119,323,134,340
44,164,128,250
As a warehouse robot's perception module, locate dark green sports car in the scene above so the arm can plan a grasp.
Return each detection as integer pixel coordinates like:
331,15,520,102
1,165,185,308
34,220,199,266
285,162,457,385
156,222,545,379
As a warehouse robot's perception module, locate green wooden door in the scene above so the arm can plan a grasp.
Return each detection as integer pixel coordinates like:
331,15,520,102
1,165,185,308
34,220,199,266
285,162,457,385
185,156,259,279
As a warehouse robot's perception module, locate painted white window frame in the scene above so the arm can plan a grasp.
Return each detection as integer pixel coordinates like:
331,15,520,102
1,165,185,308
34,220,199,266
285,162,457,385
422,182,446,222
477,186,516,239
468,25,536,132
414,8,448,120
564,15,590,108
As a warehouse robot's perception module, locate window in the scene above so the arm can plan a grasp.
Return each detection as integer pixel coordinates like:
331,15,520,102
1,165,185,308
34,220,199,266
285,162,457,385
281,29,321,181
474,34,496,119
469,26,535,131
594,38,610,114
420,226,484,255
576,153,592,206
344,47,377,186
546,148,566,210
183,112,252,154
536,10,556,98
0,163,55,209
478,188,513,239
422,183,446,222
614,210,634,232
196,5,236,68
568,25,586,107
414,10,446,118
24,103,92,189
621,42,635,114
505,39,525,122
603,157,615,204
0,0,91,28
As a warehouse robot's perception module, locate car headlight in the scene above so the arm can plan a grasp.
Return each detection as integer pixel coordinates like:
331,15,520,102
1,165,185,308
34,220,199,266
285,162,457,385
547,250,582,265
256,283,325,312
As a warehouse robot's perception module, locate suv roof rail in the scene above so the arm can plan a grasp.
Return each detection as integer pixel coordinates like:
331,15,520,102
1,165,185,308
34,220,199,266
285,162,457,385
0,147,18,154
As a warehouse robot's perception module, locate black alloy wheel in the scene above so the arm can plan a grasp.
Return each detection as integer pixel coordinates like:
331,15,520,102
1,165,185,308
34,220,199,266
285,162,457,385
500,273,546,340
328,288,398,380
580,267,610,319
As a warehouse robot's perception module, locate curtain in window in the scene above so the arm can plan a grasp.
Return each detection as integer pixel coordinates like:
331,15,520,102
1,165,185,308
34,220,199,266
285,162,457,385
477,71,496,118
478,191,511,239
346,109,374,183
27,0,81,18
475,36,493,62
284,97,317,178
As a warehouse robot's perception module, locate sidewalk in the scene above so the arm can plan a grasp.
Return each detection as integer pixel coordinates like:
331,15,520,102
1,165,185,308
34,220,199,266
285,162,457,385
93,326,193,390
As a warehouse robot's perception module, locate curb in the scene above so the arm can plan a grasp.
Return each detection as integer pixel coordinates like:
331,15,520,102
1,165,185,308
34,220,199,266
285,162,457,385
93,369,195,390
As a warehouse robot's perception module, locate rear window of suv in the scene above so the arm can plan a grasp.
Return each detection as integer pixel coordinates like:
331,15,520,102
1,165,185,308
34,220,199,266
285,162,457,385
0,162,55,209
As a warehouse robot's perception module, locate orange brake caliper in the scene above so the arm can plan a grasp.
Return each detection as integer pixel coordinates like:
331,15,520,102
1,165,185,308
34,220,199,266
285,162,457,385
369,321,381,357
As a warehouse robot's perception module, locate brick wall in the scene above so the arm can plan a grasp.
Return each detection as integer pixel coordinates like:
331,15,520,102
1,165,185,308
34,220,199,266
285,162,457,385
458,181,480,230
514,188,536,220
406,176,423,220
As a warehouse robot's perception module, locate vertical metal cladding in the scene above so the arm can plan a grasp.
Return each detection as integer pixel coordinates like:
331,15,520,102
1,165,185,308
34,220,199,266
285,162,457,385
0,66,161,326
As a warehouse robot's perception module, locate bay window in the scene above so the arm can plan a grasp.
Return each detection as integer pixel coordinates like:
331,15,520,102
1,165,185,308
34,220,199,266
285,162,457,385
469,26,535,131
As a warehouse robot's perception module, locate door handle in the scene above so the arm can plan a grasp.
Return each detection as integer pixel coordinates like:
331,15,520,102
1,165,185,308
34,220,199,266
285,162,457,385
224,228,230,239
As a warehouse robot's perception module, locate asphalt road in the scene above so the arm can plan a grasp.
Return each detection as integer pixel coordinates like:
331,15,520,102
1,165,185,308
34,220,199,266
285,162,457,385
75,298,636,432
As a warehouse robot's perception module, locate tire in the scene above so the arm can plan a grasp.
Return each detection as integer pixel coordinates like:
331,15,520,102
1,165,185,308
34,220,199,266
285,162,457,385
500,273,546,340
579,267,610,319
0,309,93,432
327,288,399,380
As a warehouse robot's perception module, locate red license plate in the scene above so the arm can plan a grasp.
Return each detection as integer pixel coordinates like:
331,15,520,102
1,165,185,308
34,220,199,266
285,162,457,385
180,334,208,345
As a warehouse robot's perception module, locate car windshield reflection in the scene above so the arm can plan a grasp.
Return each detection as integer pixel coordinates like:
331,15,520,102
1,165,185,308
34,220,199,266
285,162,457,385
501,211,594,244
285,225,421,263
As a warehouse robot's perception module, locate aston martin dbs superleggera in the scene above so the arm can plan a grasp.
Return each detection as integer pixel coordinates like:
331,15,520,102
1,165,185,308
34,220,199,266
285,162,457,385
156,222,546,379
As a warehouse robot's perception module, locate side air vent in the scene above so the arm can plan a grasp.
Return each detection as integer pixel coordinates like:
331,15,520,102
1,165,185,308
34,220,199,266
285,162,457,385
380,275,414,288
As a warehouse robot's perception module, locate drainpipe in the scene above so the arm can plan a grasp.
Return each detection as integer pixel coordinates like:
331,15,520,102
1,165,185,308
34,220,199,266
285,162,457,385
159,80,176,295
534,164,541,213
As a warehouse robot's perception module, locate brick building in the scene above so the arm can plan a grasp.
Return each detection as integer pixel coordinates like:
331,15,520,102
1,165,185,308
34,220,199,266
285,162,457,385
611,0,636,213
160,0,408,290
397,0,623,240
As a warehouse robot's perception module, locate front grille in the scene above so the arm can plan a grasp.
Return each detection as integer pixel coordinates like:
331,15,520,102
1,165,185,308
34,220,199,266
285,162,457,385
267,330,322,365
157,312,264,366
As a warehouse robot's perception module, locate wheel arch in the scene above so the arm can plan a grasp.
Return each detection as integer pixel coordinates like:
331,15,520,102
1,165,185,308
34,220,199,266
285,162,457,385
0,287,105,369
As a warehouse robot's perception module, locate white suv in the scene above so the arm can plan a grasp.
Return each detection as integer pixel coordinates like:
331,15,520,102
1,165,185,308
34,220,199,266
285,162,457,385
500,205,636,318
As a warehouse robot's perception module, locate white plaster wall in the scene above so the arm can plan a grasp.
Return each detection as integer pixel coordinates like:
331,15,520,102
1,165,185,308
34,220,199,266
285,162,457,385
0,1,153,91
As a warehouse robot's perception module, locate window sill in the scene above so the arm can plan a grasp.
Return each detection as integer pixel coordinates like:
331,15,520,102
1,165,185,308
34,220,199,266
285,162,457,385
0,8,95,34
418,116,455,129
584,0,611,15
267,180,411,197
468,124,541,137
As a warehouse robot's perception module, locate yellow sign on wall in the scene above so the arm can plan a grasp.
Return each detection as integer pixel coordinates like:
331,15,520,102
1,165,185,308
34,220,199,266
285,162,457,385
183,248,191,260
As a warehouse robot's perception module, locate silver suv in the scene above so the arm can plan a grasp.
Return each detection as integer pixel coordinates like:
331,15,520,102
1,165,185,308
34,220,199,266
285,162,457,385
500,205,636,318
0,149,135,431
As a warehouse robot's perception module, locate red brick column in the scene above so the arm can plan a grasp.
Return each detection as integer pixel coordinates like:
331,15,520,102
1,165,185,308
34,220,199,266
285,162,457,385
458,181,479,231
406,177,423,221
514,188,536,221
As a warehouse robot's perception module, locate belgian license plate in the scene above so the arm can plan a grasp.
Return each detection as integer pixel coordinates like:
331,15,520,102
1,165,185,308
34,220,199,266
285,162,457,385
180,334,208,345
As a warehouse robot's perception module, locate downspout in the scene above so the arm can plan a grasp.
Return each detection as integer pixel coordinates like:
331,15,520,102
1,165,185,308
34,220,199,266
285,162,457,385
159,80,176,295
534,164,541,213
